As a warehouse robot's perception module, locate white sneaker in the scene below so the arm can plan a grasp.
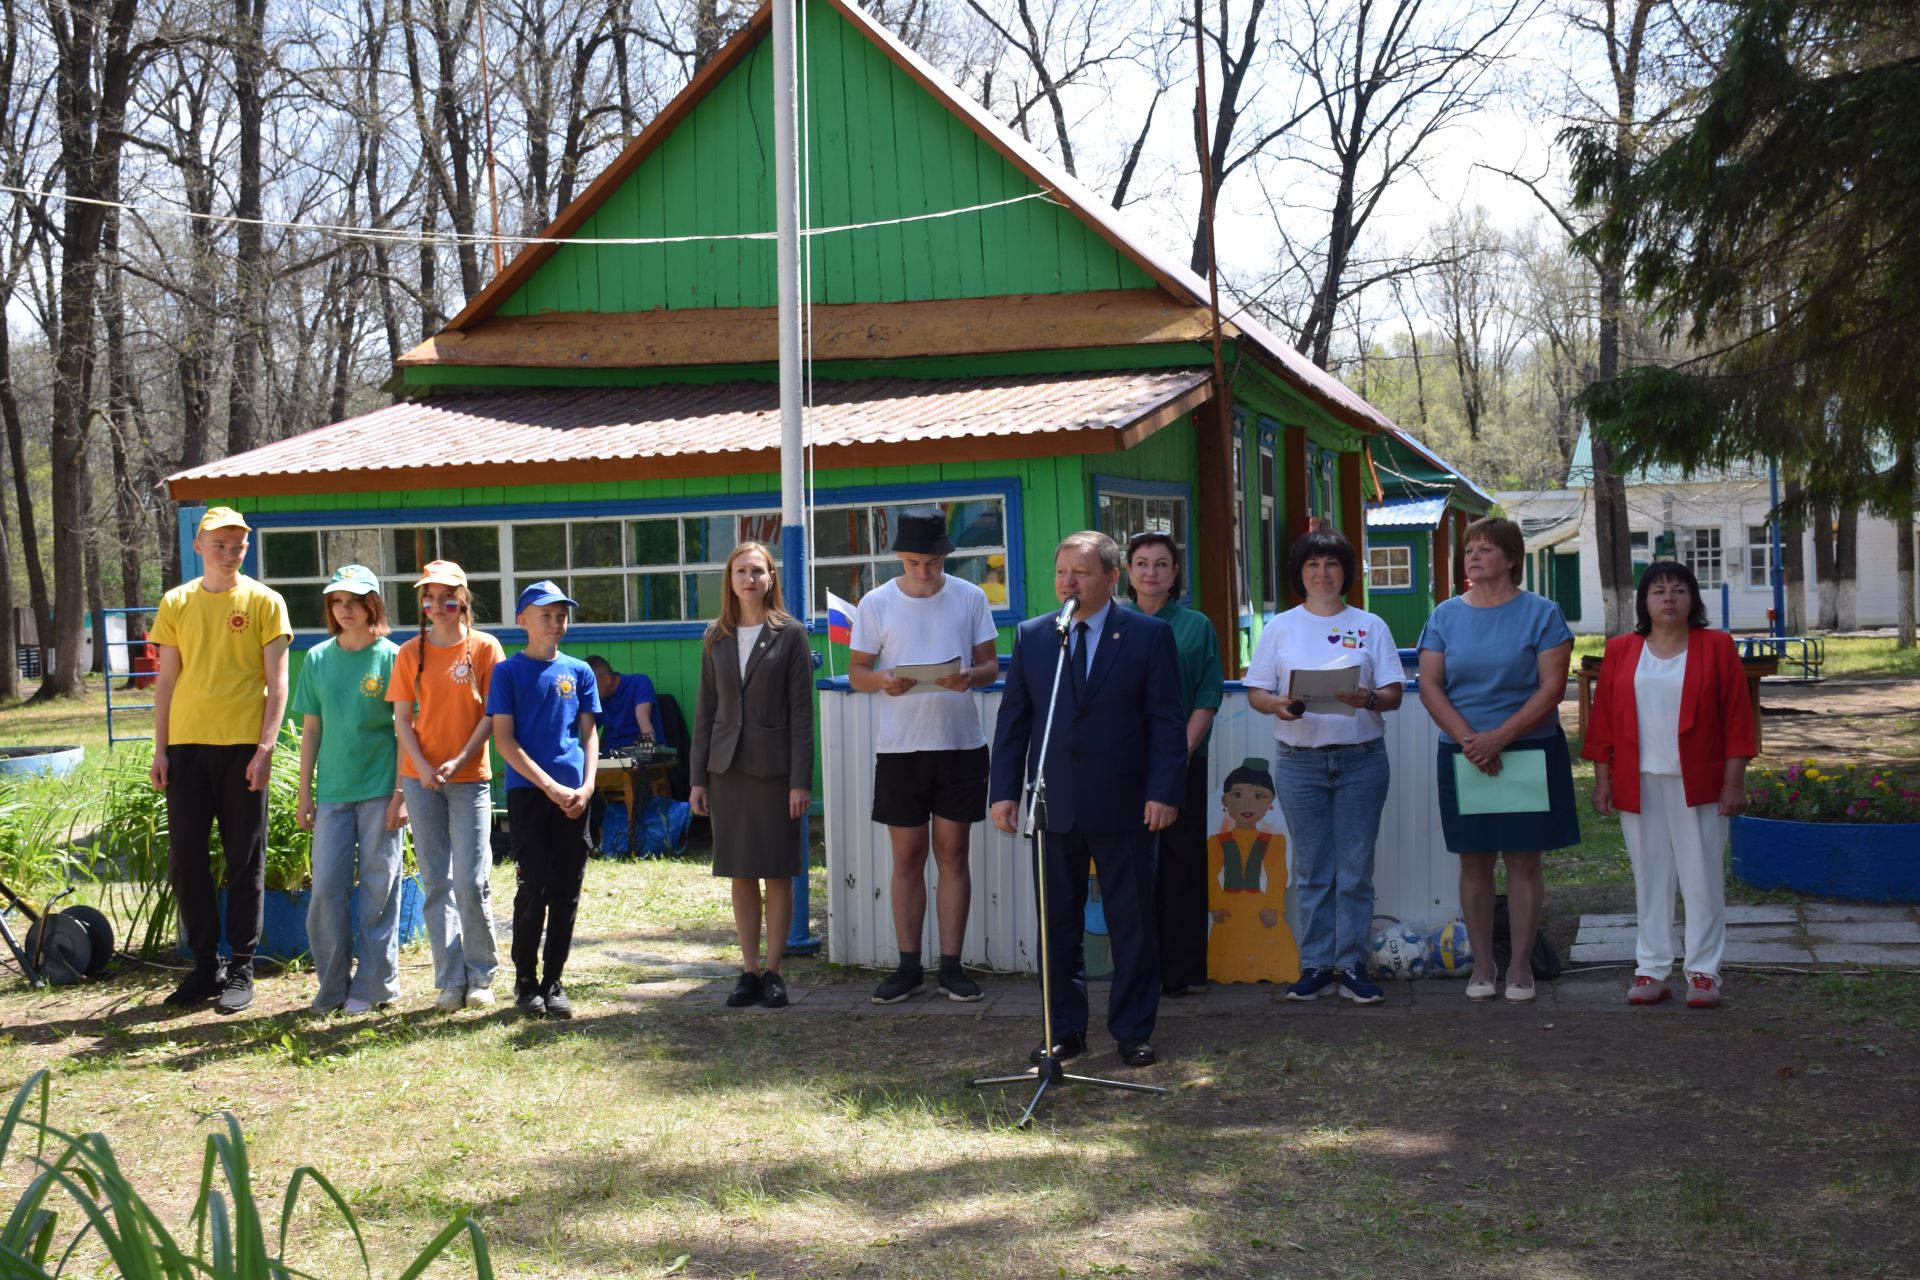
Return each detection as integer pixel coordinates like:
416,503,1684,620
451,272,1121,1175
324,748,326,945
464,986,496,1009
435,987,467,1012
343,997,373,1014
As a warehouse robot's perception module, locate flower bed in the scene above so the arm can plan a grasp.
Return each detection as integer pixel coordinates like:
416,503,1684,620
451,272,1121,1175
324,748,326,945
1734,760,1920,902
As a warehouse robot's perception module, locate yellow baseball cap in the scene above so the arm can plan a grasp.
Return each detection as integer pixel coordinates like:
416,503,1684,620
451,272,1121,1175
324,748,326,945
198,506,250,533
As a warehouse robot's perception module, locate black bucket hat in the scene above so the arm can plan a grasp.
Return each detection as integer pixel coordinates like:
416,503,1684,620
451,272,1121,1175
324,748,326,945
891,507,955,555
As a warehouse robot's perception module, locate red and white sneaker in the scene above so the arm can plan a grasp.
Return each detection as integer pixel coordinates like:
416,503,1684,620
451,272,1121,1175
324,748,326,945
1627,975,1671,1006
1685,971,1722,1008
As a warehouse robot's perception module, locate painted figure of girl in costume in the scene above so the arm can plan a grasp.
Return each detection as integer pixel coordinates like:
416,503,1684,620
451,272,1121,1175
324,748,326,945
1206,757,1300,983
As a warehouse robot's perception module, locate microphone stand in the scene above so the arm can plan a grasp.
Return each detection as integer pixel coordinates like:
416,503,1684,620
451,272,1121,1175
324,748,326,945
969,610,1168,1128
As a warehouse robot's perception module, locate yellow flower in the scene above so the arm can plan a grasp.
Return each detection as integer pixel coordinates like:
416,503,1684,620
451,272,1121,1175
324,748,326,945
1846,764,1858,772
1804,758,1817,767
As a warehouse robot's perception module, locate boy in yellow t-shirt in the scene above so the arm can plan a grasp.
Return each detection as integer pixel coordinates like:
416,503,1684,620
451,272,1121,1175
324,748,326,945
149,507,292,1013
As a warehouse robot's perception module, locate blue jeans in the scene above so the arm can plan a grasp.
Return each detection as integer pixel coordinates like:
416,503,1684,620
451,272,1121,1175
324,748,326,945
1272,738,1390,973
402,778,499,991
307,797,405,1008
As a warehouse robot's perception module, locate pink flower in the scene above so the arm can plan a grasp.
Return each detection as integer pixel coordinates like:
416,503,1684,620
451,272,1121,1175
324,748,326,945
1786,764,1802,783
1788,790,1800,804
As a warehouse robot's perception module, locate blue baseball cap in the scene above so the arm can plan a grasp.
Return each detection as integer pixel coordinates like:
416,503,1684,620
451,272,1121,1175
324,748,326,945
515,579,578,613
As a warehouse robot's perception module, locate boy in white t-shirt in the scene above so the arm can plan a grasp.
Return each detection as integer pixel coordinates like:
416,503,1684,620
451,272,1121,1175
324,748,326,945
848,508,1000,1003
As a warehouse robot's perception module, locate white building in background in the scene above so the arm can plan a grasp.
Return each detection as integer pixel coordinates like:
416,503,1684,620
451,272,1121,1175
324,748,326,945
1498,431,1917,635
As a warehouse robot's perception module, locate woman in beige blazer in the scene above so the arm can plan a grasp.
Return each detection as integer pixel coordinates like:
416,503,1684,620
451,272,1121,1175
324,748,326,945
689,541,815,1010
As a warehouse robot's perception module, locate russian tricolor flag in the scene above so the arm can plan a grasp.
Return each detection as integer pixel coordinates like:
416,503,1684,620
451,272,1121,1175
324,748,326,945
826,590,857,645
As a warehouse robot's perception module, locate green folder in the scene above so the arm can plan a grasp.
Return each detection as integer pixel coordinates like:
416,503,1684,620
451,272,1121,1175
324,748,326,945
1453,749,1550,814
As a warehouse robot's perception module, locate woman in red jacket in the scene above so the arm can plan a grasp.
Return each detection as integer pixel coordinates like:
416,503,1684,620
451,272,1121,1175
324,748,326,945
1583,561,1755,1008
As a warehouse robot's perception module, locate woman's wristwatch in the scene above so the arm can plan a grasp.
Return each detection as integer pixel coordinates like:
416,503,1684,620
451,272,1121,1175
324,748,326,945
1363,688,1380,711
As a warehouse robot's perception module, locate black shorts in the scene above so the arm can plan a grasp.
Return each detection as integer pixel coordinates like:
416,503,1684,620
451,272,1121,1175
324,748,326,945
871,747,991,827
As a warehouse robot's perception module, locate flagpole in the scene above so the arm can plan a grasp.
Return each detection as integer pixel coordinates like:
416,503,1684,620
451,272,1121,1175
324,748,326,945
774,0,820,954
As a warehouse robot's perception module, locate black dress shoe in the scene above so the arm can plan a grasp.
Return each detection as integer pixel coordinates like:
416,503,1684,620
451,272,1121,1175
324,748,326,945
1118,1040,1157,1067
1028,1029,1088,1063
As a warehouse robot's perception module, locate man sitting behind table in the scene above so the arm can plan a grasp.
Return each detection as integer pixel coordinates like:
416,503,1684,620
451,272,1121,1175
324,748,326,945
586,656,659,753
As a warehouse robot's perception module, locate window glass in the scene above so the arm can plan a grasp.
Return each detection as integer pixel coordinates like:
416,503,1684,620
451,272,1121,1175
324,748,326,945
571,522,623,570
631,572,682,622
515,524,566,572
467,580,506,626
682,516,735,565
261,531,319,580
321,528,382,572
285,591,325,631
439,525,499,573
813,563,869,613
387,528,433,576
685,571,725,620
631,519,678,567
571,574,626,623
812,508,869,558
1368,546,1412,590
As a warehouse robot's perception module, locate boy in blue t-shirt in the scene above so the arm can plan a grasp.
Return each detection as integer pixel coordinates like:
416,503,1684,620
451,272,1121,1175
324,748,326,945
486,580,602,1018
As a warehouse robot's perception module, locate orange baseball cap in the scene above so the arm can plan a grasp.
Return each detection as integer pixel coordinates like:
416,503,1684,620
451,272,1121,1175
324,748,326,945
198,506,250,533
413,560,467,588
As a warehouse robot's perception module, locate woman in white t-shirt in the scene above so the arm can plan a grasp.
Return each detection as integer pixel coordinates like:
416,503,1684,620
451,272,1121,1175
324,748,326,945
1244,529,1406,1005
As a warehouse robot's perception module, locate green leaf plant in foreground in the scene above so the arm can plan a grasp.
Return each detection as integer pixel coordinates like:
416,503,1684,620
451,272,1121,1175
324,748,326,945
0,1071,493,1278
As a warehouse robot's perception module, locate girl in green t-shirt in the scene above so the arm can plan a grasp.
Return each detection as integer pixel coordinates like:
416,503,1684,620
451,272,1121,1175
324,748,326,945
293,564,405,1014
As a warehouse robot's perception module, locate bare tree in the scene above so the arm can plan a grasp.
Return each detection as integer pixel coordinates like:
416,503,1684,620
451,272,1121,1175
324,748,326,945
37,0,147,700
1273,0,1530,370
1424,206,1522,442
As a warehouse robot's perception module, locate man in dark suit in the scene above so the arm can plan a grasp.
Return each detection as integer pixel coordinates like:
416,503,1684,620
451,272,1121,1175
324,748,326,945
990,531,1188,1067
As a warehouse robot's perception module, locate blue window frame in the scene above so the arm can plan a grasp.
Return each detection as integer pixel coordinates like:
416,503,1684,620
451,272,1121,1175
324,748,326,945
224,479,1026,647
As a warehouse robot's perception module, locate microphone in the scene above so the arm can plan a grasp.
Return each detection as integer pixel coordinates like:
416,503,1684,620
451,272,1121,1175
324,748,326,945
1052,596,1080,634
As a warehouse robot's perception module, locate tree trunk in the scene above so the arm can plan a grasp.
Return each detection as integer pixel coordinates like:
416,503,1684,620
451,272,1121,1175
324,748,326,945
227,0,269,457
1781,476,1807,635
1590,268,1636,635
0,453,19,702
0,318,52,658
1895,440,1916,649
1812,494,1836,629
1835,503,1858,631
83,451,109,676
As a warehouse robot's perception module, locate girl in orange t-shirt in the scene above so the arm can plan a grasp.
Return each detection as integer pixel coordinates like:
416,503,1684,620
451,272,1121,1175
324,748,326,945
387,560,506,1011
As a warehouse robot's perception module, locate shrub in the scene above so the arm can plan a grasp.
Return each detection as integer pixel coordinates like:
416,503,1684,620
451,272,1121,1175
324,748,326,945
1746,760,1920,824
0,1070,493,1278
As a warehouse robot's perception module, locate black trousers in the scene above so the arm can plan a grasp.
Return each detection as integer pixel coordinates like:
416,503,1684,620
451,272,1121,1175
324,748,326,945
1039,827,1159,1045
507,787,591,986
167,744,268,968
1155,754,1211,990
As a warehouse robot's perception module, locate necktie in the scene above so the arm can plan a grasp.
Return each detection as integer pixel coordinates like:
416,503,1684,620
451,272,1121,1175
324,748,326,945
1070,621,1089,699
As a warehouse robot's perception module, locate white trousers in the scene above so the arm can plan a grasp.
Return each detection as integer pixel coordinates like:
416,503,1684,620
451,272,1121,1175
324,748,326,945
1621,773,1728,978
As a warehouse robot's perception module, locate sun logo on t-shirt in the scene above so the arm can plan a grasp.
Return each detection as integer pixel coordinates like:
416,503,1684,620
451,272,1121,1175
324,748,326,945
449,661,471,683
227,611,249,633
555,675,575,699
360,673,384,696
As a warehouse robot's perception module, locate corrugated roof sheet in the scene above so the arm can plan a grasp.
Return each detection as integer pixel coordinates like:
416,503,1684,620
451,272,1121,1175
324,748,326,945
1366,496,1449,529
166,369,1211,495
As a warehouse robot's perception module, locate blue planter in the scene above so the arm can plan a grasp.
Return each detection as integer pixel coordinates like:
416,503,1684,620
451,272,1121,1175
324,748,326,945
0,745,84,779
186,875,427,963
1730,816,1920,903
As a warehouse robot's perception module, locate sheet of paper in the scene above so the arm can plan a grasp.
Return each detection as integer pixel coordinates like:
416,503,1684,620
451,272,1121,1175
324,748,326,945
893,657,963,693
1452,750,1551,814
1287,665,1360,716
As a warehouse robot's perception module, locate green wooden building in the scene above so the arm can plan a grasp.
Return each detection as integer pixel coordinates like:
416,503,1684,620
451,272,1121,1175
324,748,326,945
1361,431,1494,644
166,0,1431,731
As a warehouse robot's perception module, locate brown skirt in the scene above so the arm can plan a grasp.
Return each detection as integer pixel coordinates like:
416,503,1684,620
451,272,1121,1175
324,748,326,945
707,769,803,879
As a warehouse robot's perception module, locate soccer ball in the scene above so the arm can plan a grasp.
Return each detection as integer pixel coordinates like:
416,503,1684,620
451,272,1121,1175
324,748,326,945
1426,919,1473,977
1371,925,1429,979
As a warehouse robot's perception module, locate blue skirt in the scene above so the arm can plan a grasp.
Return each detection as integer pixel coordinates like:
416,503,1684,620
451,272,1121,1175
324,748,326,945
1435,728,1582,854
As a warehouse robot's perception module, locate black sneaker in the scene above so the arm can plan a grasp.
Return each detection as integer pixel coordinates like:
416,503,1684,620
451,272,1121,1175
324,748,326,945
541,980,572,1020
213,965,254,1015
515,981,546,1017
726,971,764,1007
164,962,225,1006
760,971,789,1009
938,968,983,1002
871,967,926,1004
